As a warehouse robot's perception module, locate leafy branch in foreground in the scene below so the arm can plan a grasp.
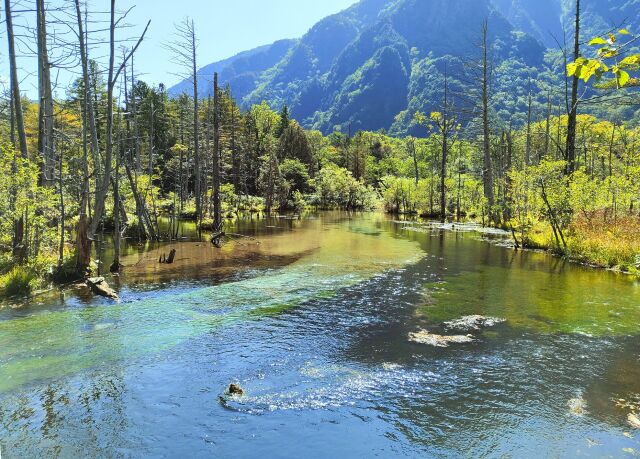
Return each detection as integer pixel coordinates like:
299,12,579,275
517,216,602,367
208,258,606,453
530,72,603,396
567,28,640,88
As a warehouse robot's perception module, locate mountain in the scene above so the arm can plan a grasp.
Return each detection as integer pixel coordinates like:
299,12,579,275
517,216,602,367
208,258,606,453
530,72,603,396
493,0,640,47
168,39,297,100
169,0,639,134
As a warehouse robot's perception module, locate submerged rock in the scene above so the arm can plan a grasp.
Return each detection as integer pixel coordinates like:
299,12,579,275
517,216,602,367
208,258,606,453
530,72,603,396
568,397,588,416
227,383,244,396
444,315,506,332
408,330,474,347
629,413,640,429
219,384,245,407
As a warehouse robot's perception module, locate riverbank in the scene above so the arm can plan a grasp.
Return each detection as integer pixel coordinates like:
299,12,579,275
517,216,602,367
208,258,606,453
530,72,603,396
397,213,640,278
518,216,640,277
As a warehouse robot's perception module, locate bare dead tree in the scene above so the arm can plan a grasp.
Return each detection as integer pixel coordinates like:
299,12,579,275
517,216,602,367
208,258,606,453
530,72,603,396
88,1,150,239
164,18,201,235
565,0,581,174
5,0,28,159
480,21,495,220
37,0,55,186
73,0,95,273
212,72,223,241
5,0,29,264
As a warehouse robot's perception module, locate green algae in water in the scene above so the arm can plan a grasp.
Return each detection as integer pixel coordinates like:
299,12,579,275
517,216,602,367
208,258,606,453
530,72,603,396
0,216,422,393
419,265,640,335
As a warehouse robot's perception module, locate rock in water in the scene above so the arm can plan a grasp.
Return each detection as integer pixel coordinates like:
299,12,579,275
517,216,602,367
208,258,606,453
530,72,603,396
408,330,474,347
629,413,640,429
568,397,587,415
86,277,119,300
444,315,506,332
227,384,244,396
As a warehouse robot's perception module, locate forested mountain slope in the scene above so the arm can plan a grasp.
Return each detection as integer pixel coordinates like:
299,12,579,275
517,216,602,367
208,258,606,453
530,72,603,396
170,0,640,134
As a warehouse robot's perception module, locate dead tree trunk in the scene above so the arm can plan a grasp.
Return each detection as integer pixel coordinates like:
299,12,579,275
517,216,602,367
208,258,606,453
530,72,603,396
189,21,202,235
481,21,495,221
5,0,28,159
37,0,55,186
5,0,28,264
89,1,150,240
110,131,122,273
212,73,223,236
74,0,96,274
565,0,581,174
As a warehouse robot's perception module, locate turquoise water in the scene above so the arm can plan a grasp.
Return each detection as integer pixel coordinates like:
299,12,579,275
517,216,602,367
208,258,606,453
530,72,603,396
0,212,639,457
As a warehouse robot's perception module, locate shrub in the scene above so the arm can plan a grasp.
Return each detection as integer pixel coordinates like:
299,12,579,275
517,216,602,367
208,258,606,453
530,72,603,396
0,266,36,297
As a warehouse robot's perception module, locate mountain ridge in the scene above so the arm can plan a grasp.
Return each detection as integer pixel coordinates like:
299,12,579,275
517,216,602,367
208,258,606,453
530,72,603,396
169,0,639,134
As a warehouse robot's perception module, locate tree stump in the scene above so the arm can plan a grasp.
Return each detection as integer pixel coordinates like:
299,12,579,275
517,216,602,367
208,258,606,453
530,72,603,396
160,249,177,264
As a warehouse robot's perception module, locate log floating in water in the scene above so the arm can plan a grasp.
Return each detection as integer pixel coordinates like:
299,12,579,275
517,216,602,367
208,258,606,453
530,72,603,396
86,277,119,300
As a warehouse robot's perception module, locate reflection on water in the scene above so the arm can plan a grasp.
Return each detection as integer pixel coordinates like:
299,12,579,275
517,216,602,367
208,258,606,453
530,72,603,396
0,212,639,457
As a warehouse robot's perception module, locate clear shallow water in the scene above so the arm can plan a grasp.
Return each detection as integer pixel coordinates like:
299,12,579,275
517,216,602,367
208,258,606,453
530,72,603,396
0,212,639,458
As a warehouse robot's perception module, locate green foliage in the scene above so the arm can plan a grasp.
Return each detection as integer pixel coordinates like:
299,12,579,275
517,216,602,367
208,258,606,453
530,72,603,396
568,170,608,223
0,266,36,297
310,163,377,210
275,105,290,138
568,29,640,88
0,144,57,267
280,159,311,193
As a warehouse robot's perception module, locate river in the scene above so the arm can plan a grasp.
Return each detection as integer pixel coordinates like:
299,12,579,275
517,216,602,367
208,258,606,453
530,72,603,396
0,212,639,457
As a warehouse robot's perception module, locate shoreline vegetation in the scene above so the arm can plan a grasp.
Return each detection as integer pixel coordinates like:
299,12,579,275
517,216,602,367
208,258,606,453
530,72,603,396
1,3,639,300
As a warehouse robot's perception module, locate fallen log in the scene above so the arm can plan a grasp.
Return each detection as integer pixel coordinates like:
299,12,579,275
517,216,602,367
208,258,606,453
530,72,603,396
86,277,119,300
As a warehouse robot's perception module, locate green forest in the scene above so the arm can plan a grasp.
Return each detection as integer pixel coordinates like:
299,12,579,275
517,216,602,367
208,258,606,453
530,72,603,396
1,0,639,299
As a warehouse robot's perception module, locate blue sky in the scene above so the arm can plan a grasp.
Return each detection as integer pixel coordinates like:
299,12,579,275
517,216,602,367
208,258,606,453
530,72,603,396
3,0,359,98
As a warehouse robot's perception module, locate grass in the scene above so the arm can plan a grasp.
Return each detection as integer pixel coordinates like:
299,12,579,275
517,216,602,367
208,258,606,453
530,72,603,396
567,216,640,274
0,266,37,297
515,216,640,276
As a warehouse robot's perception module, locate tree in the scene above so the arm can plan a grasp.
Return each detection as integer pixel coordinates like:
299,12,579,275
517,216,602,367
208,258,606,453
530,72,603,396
415,67,458,222
275,105,290,138
166,18,201,232
36,0,55,187
468,20,497,222
73,0,95,273
211,72,223,241
565,0,581,175
279,121,313,166
81,0,150,272
5,0,29,264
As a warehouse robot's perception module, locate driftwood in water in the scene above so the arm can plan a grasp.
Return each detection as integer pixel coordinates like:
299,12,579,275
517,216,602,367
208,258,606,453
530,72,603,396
159,249,177,264
86,277,119,300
